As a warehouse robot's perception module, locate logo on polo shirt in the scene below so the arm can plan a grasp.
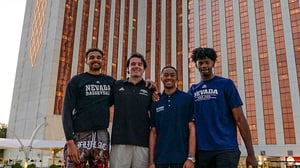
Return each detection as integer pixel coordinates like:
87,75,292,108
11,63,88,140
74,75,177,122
139,89,149,96
118,87,125,91
156,106,164,113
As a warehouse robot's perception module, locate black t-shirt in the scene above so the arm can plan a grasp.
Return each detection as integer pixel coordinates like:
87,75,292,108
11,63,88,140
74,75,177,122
111,79,153,147
62,72,115,140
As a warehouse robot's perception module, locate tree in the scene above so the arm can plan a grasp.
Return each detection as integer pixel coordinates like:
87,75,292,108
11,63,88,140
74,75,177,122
0,124,7,157
0,124,7,138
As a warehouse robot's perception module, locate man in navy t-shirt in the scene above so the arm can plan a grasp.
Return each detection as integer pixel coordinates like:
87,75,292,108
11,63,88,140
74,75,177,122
62,48,115,168
149,66,196,168
188,47,258,168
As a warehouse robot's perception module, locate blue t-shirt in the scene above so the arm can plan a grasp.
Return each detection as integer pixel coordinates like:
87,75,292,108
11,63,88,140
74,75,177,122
188,76,243,151
150,89,194,164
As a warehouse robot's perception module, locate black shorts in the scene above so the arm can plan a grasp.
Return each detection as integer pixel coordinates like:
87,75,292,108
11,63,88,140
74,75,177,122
156,163,184,168
64,129,110,168
195,149,241,168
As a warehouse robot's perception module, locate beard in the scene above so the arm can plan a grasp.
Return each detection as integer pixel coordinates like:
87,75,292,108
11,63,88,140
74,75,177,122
91,67,101,71
90,63,101,71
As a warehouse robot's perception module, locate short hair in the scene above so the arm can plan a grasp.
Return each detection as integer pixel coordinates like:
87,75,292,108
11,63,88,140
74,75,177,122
85,48,104,59
160,66,177,75
126,52,147,69
191,47,217,63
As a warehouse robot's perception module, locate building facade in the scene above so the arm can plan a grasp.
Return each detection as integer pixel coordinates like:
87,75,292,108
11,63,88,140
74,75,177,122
5,0,300,166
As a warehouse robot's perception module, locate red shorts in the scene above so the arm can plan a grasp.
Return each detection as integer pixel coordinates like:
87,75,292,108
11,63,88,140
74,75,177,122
64,129,110,168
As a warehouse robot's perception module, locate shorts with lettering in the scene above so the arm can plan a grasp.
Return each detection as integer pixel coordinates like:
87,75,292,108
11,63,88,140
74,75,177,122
64,129,110,168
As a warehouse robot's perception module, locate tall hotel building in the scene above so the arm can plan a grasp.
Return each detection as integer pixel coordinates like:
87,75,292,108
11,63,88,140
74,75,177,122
6,0,300,166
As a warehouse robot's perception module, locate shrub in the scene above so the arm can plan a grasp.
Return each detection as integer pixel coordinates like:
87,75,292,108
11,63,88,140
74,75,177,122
27,163,36,168
11,162,22,168
49,164,58,168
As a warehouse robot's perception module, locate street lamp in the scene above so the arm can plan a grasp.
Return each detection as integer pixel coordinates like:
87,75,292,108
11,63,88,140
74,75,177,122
7,122,47,168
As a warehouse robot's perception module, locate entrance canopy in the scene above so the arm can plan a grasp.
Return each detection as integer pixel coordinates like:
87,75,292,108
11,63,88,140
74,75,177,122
0,138,65,150
0,138,66,166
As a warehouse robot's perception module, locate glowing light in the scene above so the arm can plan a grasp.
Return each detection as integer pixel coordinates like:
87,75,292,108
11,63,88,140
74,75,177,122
30,0,47,67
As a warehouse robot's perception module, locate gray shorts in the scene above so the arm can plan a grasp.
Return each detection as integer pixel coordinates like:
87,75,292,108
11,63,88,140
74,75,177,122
64,129,110,168
109,144,148,168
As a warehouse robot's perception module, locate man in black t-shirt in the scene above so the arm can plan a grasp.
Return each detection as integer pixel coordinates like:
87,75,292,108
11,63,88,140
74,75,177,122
110,53,153,168
62,48,115,168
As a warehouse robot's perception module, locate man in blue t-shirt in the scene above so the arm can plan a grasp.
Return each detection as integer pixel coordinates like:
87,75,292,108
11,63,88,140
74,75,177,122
188,47,258,168
149,66,196,168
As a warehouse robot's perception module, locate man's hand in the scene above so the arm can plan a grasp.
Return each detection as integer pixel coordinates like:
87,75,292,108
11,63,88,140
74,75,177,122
183,159,194,168
66,140,81,164
145,79,160,101
145,79,157,91
148,163,156,168
152,91,160,102
246,154,258,168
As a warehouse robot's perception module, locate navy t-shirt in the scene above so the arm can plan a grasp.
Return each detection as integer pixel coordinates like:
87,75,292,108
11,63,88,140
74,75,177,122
62,72,115,140
150,89,194,164
188,76,243,151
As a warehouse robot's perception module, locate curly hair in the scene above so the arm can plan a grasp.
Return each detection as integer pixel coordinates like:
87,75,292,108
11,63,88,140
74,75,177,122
191,47,217,63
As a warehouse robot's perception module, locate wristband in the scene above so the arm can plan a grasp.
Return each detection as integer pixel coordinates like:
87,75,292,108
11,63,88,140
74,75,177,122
187,156,196,163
